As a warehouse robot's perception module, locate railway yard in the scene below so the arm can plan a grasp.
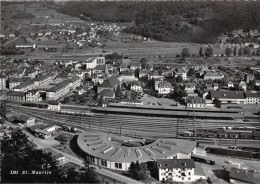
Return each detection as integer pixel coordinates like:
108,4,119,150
6,102,260,148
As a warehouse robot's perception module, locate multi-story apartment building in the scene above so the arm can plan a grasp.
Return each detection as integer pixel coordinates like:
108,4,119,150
26,90,42,102
86,57,105,69
0,75,7,90
245,93,260,105
130,81,143,93
46,76,81,100
158,81,171,94
203,71,224,81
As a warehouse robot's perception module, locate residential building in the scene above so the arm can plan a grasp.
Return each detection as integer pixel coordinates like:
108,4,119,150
130,62,141,71
26,90,42,102
119,64,129,72
154,78,164,91
186,97,206,108
131,81,143,93
174,68,187,81
209,91,246,104
86,57,105,69
97,76,120,94
119,71,137,82
0,75,7,90
150,71,164,80
184,84,196,93
139,70,151,78
156,159,206,182
158,81,171,95
203,71,224,81
245,92,260,105
99,89,115,100
244,74,255,84
239,81,247,91
228,81,234,88
255,80,260,86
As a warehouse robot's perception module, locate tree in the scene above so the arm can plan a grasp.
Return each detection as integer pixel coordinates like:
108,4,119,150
181,48,191,58
1,129,63,183
238,47,244,56
176,75,183,83
199,47,203,57
0,101,7,117
225,47,233,57
213,98,221,108
115,85,123,98
1,129,99,184
128,161,150,181
233,46,237,56
256,48,260,56
187,68,195,77
0,117,5,125
205,47,214,57
169,85,187,102
140,58,148,69
244,46,250,56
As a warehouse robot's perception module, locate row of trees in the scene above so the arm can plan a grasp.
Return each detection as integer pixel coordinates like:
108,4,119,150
1,129,100,183
181,47,214,58
180,46,260,59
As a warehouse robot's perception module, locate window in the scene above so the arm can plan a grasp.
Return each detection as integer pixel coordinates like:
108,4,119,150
115,163,122,169
101,160,107,167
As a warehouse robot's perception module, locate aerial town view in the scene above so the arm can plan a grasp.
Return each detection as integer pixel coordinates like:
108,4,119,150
1,0,260,185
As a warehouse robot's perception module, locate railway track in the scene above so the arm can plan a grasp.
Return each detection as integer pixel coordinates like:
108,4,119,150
7,104,260,139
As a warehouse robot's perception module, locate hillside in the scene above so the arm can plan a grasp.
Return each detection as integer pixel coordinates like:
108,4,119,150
57,1,260,44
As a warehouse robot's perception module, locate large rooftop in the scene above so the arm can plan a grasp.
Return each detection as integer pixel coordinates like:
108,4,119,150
77,131,196,163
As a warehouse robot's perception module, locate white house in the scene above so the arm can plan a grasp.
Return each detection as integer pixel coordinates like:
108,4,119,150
156,159,206,183
86,57,105,69
0,75,7,90
130,81,143,93
26,90,42,102
158,81,171,94
245,93,260,105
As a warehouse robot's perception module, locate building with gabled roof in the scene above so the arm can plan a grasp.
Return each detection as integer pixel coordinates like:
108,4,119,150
158,81,171,95
209,90,246,104
156,159,206,182
13,80,34,92
97,76,120,94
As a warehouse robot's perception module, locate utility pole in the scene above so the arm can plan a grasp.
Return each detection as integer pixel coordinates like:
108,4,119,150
192,97,196,142
89,121,91,132
120,125,122,137
176,118,179,139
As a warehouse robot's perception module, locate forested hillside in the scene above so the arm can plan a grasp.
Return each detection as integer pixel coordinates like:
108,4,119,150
58,1,260,43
